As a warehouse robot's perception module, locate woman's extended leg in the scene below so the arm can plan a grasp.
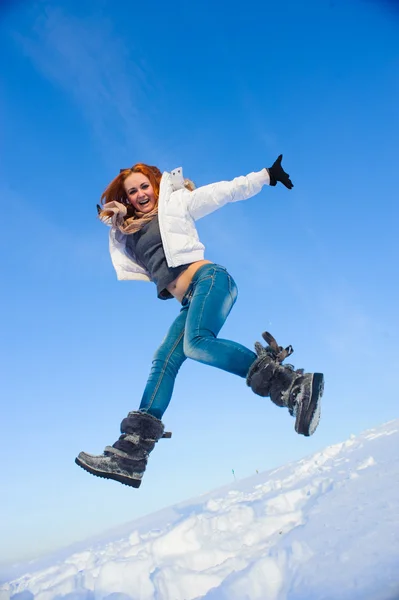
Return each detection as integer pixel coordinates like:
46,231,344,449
75,305,190,487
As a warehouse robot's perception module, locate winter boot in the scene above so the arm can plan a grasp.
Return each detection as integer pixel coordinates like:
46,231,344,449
75,411,169,488
247,332,324,437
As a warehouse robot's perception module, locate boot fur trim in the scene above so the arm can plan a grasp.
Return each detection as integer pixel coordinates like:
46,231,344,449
120,411,165,439
246,354,277,396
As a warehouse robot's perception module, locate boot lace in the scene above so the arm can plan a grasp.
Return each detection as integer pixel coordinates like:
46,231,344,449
260,332,294,363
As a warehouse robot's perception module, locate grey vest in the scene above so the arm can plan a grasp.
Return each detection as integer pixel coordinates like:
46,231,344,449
125,215,190,300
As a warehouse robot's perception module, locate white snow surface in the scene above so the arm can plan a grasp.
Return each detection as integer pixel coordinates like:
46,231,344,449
1,420,399,600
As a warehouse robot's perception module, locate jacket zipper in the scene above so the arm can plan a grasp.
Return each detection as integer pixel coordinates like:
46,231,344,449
157,174,175,268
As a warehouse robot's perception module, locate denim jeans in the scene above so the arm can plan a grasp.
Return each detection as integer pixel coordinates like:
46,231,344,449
139,263,257,419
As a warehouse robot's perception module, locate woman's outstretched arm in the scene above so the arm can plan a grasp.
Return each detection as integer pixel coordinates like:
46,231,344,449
185,155,293,221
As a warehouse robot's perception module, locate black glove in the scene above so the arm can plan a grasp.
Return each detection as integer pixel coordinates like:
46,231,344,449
267,154,294,189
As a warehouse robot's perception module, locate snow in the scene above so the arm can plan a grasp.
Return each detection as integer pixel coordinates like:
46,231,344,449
1,420,399,600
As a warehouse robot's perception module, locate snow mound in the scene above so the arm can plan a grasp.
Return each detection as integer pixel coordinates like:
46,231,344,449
1,420,399,600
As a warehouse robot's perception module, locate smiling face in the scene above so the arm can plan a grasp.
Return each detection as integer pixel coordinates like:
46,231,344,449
124,172,157,213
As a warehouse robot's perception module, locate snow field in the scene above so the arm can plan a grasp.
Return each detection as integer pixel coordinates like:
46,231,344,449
2,420,399,600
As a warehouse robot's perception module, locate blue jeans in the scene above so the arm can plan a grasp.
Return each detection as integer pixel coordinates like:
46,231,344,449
139,263,257,419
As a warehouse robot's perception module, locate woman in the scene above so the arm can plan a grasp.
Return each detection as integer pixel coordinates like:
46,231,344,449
75,155,324,488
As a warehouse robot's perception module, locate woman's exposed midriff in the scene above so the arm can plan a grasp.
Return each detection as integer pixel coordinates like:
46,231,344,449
166,259,214,303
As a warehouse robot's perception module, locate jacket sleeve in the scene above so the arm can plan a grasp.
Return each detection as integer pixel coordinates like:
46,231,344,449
185,169,270,221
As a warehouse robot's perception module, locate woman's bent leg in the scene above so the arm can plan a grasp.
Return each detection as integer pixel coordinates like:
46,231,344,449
139,307,188,419
183,264,256,378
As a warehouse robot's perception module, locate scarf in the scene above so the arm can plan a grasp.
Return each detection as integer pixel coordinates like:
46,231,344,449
100,201,158,234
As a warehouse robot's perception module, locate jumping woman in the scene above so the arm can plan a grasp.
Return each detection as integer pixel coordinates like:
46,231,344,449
75,155,324,488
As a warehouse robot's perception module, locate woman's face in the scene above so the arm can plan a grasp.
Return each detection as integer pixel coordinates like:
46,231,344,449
124,172,157,213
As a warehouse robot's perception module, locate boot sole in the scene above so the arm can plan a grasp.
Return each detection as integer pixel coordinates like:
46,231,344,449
75,457,142,488
295,373,324,436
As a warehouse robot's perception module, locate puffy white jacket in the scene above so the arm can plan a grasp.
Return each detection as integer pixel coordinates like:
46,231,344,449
109,167,271,281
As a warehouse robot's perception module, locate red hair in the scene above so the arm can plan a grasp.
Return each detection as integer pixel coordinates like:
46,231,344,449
100,163,163,220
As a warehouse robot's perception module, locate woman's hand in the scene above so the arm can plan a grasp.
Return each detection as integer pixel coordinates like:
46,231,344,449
96,201,127,226
267,154,294,189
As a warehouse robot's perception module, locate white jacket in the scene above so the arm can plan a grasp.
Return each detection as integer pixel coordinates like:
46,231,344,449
109,168,271,281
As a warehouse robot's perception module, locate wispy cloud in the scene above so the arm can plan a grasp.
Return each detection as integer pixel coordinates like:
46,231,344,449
11,2,161,163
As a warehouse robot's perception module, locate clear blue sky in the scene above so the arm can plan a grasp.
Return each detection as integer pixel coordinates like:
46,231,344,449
1,0,398,565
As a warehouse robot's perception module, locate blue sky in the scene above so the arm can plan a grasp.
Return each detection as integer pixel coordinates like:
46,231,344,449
1,0,398,565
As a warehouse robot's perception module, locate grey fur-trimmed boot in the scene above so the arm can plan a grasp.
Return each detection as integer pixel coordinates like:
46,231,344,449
247,332,324,437
75,411,169,488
